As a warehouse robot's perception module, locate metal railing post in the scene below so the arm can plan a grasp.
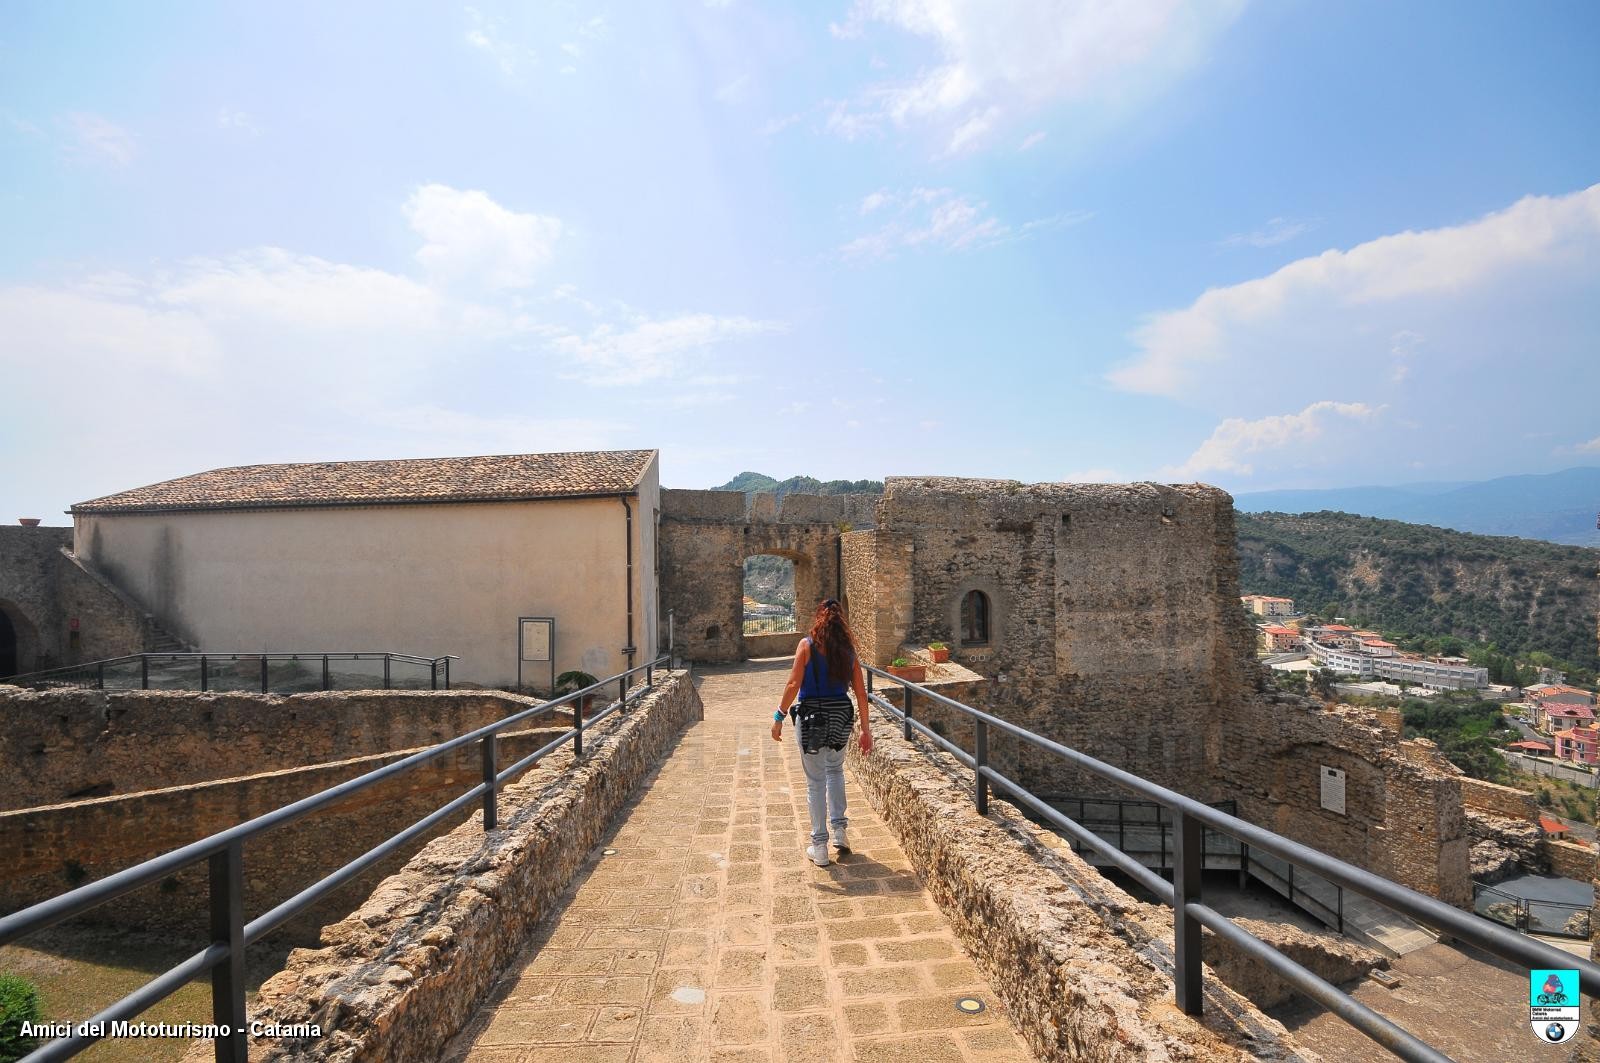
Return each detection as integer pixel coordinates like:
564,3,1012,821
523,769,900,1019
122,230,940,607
209,840,247,1063
431,659,439,691
574,697,585,758
646,662,654,687
96,661,105,690
1174,810,1204,1016
619,676,627,708
1289,862,1296,908
1337,884,1345,935
321,655,331,691
903,687,914,741
444,657,451,689
200,655,208,692
668,609,675,667
383,655,391,689
974,718,989,815
260,656,269,694
481,733,498,831
141,655,149,689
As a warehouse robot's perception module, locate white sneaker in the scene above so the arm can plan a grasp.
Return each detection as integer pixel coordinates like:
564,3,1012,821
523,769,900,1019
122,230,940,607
833,830,850,854
806,844,831,867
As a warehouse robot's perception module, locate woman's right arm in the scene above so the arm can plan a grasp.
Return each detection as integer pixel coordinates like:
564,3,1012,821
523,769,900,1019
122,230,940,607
772,641,809,742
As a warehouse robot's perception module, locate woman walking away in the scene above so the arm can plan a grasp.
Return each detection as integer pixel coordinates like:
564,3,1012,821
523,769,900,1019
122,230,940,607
771,599,872,867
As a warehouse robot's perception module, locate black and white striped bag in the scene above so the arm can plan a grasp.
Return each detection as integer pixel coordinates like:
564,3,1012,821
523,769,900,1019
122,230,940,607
791,646,855,753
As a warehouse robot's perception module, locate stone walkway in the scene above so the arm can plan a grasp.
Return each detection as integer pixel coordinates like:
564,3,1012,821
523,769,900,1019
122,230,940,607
444,658,1034,1063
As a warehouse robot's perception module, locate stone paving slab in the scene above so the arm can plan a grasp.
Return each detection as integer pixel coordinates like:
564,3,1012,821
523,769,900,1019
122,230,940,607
445,659,1035,1063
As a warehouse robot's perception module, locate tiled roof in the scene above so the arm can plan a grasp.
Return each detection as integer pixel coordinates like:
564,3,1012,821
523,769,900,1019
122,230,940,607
73,450,657,514
1548,705,1597,719
1540,816,1569,834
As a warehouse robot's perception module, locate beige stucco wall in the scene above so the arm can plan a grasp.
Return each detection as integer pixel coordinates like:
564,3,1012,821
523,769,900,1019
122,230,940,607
73,458,660,689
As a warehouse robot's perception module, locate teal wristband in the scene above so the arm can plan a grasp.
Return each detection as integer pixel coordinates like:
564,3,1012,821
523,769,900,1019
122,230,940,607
773,710,786,722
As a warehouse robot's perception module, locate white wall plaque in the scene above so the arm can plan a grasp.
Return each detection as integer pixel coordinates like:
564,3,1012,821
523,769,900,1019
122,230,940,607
1320,765,1347,815
520,619,552,662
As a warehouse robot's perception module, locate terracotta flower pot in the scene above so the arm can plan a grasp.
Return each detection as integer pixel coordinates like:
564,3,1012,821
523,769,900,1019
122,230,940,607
18,518,40,527
929,647,950,664
887,664,926,683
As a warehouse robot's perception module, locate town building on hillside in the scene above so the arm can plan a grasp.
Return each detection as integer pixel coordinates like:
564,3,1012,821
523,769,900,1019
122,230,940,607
1305,635,1489,690
1241,594,1295,617
1553,726,1600,765
1529,685,1598,729
1259,625,1301,653
1545,703,1598,735
68,450,662,689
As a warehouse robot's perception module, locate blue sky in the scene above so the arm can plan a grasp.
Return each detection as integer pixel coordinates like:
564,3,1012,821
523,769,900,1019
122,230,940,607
2,0,1598,519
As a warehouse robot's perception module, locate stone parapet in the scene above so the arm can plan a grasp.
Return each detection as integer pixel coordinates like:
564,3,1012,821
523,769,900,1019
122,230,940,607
847,711,1310,1062
0,686,556,812
0,727,565,938
182,671,702,1063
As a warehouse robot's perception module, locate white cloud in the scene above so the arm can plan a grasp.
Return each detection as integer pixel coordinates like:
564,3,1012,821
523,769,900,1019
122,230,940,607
1570,436,1600,454
840,187,1089,260
1219,215,1314,248
404,184,562,290
1110,183,1600,486
1168,401,1382,479
1061,467,1125,483
217,108,261,136
1019,130,1047,151
1110,184,1600,399
828,0,1246,153
465,6,532,77
66,112,136,165
551,313,785,384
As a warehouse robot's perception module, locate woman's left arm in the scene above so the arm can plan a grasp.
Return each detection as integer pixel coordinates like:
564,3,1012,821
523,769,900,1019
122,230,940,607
851,658,873,755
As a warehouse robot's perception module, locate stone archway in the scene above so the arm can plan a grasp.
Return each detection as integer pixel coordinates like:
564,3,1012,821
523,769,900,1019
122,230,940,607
0,599,41,678
739,549,818,660
658,489,864,664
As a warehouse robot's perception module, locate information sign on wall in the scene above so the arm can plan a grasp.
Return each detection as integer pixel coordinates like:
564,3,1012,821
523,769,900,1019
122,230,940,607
520,619,552,662
1320,765,1347,815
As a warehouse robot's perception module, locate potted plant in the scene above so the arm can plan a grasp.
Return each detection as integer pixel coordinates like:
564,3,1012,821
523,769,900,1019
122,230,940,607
928,642,950,664
554,670,601,713
887,657,926,683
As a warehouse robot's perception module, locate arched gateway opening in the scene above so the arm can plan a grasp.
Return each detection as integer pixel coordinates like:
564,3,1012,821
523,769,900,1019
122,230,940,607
740,550,818,659
0,600,40,679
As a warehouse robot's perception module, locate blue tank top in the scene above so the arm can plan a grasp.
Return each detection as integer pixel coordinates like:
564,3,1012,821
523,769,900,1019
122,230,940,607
799,638,852,699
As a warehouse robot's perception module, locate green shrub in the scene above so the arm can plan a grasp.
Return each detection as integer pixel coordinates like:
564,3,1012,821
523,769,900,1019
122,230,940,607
890,658,910,668
554,670,600,696
0,974,43,1063
927,642,948,651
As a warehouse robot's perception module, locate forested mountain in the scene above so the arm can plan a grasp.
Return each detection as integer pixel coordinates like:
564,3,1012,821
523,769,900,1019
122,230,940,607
713,472,884,498
1236,467,1600,546
1237,511,1599,670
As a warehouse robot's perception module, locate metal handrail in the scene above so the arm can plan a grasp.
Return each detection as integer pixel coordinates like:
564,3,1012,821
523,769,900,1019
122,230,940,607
5,651,460,692
864,664,1600,1063
0,655,671,1063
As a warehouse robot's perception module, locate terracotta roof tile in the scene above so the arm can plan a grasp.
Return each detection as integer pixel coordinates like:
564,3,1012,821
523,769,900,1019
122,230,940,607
72,450,656,514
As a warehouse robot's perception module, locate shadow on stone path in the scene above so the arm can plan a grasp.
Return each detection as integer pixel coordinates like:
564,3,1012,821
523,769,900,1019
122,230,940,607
443,657,1035,1062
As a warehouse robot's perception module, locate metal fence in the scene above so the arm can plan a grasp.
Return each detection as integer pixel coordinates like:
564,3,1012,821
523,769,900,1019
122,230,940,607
1044,795,1347,933
1474,880,1593,939
0,656,670,1062
866,665,1600,1063
5,652,456,693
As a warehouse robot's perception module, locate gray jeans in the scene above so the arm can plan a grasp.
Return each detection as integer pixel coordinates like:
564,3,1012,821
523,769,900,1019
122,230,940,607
798,737,848,846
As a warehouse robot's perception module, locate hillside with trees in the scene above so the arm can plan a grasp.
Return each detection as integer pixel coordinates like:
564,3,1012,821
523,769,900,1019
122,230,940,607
714,472,885,498
1238,511,1599,671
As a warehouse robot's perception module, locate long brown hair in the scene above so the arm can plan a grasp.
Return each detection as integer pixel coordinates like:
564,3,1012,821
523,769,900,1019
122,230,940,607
807,599,857,685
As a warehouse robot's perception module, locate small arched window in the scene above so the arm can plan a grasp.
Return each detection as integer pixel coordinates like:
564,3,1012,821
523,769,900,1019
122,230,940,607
960,590,990,646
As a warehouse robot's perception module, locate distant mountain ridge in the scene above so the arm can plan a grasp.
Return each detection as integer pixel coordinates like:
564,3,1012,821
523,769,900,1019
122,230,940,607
1236,467,1600,547
712,472,884,498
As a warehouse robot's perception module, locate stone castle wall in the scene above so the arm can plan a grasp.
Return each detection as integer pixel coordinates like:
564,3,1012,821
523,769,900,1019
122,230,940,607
0,726,563,939
0,686,564,811
840,477,1470,903
0,525,158,675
